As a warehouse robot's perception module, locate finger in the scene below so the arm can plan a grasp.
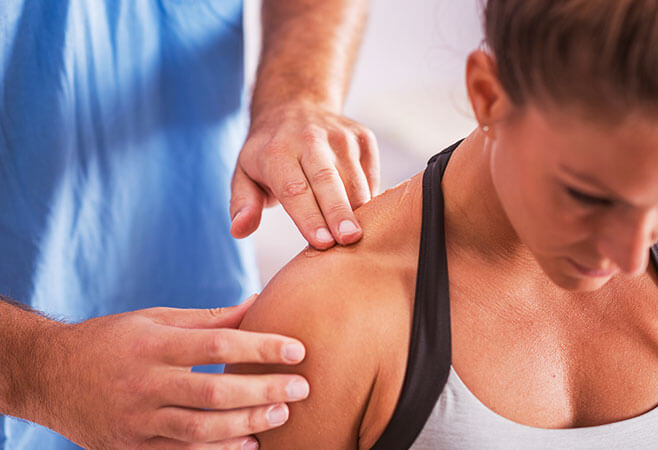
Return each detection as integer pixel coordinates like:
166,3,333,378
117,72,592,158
154,403,289,443
331,133,372,210
300,143,363,246
230,166,267,239
161,372,309,410
145,295,258,330
335,161,370,218
160,328,306,366
357,127,381,196
265,156,336,249
142,436,257,450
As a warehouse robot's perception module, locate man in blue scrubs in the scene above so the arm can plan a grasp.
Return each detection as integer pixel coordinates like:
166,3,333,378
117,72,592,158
0,0,377,448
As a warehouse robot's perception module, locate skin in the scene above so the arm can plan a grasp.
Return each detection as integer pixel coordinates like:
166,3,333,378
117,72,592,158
230,0,379,250
228,50,658,448
0,1,373,448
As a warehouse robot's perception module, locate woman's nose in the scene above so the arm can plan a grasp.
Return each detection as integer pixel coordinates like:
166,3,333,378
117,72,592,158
598,209,657,276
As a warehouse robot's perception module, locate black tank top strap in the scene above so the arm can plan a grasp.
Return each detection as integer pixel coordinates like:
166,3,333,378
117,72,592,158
652,244,658,270
370,140,461,450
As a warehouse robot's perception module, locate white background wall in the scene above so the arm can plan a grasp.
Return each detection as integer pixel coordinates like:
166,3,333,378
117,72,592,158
245,0,484,283
344,0,483,156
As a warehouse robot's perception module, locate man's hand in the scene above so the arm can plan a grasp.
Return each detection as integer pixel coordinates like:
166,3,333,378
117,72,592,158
35,296,309,449
230,0,375,249
230,101,380,249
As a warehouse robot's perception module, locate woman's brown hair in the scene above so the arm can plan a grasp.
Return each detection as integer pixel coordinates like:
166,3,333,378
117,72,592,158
484,0,658,115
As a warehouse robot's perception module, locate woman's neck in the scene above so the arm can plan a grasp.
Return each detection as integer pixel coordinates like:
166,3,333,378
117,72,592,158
443,131,526,261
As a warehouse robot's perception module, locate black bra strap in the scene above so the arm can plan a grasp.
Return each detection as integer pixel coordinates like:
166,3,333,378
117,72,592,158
370,142,460,450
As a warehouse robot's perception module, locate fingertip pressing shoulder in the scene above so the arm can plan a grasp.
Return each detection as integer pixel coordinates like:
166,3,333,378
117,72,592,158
239,170,424,342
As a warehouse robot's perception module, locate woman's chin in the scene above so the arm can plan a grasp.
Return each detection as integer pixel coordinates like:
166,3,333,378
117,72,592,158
546,269,614,292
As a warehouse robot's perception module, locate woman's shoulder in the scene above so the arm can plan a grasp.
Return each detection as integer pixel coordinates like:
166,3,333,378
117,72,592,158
231,171,425,448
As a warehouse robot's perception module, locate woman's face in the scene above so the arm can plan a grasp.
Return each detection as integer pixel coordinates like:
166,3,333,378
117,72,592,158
489,106,658,291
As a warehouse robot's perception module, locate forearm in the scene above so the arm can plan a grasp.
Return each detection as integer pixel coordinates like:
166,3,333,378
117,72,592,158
0,297,63,424
252,0,368,121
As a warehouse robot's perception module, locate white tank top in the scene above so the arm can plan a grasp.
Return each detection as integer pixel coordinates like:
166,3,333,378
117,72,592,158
410,366,658,449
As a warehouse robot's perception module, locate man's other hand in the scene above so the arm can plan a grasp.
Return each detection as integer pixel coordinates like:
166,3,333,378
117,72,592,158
42,295,309,449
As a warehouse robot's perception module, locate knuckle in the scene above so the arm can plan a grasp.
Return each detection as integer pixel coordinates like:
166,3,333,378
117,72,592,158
301,212,325,230
183,417,208,442
207,307,226,318
337,140,361,164
262,139,286,159
329,132,351,155
264,381,280,403
301,126,326,147
280,178,309,199
173,373,193,395
345,173,367,193
310,167,339,185
202,381,224,407
129,334,157,358
207,334,230,359
245,407,264,433
257,339,274,362
230,193,249,212
326,202,351,218
360,127,377,144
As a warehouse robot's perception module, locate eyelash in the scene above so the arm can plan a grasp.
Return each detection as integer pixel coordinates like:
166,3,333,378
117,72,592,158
566,187,613,207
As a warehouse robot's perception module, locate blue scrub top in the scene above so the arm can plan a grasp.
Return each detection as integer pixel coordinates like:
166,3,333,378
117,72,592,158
0,0,258,447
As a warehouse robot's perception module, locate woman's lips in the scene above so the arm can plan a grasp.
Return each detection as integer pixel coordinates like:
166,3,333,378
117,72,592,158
567,258,618,278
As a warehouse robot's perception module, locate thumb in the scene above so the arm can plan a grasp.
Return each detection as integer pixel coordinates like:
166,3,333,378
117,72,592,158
230,166,266,239
147,294,259,329
211,293,259,329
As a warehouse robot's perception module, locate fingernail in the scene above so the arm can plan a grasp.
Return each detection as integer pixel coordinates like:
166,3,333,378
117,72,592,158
242,438,259,450
339,220,359,236
283,343,305,362
286,379,310,400
232,207,247,222
266,404,289,426
315,227,334,243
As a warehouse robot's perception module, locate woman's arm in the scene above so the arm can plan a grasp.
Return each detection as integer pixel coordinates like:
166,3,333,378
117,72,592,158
227,250,381,448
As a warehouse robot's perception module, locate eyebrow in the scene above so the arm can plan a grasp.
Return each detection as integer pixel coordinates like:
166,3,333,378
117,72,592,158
558,164,628,204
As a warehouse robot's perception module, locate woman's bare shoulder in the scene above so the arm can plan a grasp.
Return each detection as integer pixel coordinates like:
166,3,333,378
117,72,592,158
229,171,424,448
247,169,425,334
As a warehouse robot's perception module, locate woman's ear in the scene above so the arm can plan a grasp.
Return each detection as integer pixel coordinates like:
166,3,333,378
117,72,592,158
465,50,512,136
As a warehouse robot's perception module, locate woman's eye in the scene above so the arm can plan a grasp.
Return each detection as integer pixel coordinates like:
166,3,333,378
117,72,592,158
566,187,613,206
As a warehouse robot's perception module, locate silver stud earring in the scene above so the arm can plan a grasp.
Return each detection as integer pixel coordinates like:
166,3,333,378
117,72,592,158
481,125,490,133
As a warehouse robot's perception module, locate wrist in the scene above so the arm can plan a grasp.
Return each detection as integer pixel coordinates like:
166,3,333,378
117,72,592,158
1,306,69,427
27,320,72,429
249,98,338,132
